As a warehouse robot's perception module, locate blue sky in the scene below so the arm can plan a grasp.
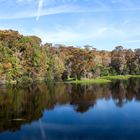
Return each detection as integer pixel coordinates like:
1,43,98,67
0,0,140,50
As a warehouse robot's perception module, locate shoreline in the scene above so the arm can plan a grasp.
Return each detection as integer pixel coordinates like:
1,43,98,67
1,75,140,87
67,75,140,84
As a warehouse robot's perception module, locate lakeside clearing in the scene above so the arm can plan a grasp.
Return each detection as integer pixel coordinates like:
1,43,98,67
69,75,140,84
70,79,111,84
100,75,140,80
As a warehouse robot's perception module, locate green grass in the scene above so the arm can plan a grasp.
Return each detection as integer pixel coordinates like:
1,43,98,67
101,75,140,80
130,75,140,78
69,75,140,85
70,78,111,84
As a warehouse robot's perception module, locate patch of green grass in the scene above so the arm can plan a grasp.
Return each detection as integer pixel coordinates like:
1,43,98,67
69,75,140,85
70,79,111,84
131,75,140,78
101,75,140,80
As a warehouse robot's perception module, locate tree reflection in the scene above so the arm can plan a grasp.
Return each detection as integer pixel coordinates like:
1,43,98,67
0,78,140,132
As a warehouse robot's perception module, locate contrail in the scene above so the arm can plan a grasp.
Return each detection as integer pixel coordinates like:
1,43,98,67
36,0,44,21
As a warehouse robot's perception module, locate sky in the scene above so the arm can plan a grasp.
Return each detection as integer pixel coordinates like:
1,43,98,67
0,0,140,50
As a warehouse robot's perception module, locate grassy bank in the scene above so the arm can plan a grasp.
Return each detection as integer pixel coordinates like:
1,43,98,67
101,75,132,80
69,75,140,84
101,75,140,80
70,79,111,84
1,75,140,86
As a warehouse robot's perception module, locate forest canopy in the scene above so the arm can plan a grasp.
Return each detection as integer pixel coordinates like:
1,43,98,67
0,30,140,85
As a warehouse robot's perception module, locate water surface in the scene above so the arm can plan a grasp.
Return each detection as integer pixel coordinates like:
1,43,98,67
0,78,140,140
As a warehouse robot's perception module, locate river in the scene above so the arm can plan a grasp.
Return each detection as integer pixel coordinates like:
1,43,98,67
0,78,140,140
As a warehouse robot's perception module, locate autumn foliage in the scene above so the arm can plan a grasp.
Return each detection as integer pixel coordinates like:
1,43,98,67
0,30,140,84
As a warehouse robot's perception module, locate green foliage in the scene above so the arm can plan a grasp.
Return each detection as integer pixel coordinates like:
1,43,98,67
100,67,111,76
19,36,32,43
45,55,55,81
109,67,117,75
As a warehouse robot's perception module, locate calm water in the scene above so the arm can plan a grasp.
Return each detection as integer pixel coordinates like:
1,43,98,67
0,78,140,140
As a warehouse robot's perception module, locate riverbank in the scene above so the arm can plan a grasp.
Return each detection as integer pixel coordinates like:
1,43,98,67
101,75,140,80
69,75,140,84
70,79,111,84
1,75,140,87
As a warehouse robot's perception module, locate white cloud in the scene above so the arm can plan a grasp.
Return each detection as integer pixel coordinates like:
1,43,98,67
31,23,126,46
33,27,82,44
0,4,94,19
124,40,140,43
0,0,140,20
36,0,44,21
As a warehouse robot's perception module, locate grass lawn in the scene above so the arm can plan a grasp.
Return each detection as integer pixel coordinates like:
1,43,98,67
70,78,111,84
100,75,132,80
69,75,140,84
101,75,140,80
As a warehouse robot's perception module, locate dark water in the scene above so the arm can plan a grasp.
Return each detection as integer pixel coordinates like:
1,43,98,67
0,78,140,140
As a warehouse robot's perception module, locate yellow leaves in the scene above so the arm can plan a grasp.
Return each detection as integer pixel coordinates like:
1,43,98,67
3,62,12,69
54,55,64,73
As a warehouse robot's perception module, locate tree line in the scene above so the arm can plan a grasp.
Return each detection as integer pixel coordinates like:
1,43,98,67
0,30,140,84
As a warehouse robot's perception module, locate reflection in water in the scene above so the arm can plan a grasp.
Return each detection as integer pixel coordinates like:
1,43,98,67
0,78,140,140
